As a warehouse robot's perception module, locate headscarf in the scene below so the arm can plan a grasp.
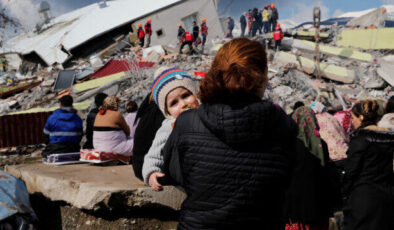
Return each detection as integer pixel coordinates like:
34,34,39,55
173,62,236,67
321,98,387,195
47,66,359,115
99,96,120,115
292,106,326,166
316,112,349,161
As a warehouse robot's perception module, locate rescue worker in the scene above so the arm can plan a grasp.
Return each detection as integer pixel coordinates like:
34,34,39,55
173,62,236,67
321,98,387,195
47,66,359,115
200,19,208,53
144,18,152,48
273,23,283,51
192,21,199,46
177,24,185,43
262,5,270,33
179,31,195,55
137,24,145,47
240,13,247,37
247,9,252,36
270,4,279,32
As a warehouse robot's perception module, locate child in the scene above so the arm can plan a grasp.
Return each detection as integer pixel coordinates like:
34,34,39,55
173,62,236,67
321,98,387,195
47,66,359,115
142,66,199,191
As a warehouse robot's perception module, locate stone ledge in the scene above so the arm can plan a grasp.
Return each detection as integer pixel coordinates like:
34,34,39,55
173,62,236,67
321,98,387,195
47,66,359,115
5,163,186,210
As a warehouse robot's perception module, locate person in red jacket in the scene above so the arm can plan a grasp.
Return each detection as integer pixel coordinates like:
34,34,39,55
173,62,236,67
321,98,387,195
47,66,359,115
179,31,195,55
200,18,208,53
137,24,145,47
273,23,283,51
144,18,152,48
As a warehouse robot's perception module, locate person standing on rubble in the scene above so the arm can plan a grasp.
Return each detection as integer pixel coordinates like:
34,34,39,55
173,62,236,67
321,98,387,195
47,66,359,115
270,4,279,32
343,100,394,230
144,18,152,48
179,31,195,55
273,23,283,51
42,95,83,158
262,5,270,33
161,38,297,229
240,13,247,37
192,21,199,47
200,19,208,53
267,5,273,32
247,9,252,36
137,24,145,48
251,8,259,36
227,16,234,38
177,24,185,43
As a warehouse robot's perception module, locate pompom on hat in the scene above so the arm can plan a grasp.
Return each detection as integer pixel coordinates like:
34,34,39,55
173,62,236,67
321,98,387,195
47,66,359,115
151,66,198,118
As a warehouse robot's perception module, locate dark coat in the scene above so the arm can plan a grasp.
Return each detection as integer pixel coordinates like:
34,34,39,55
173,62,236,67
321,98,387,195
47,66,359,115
132,93,165,181
192,25,199,40
83,108,98,149
240,15,246,28
228,18,234,30
162,97,297,230
343,126,394,230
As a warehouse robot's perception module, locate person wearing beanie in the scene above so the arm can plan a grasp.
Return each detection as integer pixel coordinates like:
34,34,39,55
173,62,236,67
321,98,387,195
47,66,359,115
42,95,83,158
142,66,199,190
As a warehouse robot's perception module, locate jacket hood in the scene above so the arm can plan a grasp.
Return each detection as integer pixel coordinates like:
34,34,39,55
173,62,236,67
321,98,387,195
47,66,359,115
197,98,295,150
350,125,394,144
378,113,394,130
53,107,78,121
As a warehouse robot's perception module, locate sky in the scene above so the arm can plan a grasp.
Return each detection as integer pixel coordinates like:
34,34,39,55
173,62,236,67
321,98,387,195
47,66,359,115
0,0,392,31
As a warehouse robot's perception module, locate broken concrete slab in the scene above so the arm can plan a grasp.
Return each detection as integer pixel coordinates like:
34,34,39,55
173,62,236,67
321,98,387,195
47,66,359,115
347,7,387,28
143,46,165,58
9,100,91,115
145,51,161,63
337,28,394,50
275,51,355,83
5,163,186,210
282,39,373,62
377,56,394,87
73,72,125,92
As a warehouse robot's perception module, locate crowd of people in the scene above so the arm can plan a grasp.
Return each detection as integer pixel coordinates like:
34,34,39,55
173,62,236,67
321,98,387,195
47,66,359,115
237,4,279,37
43,37,393,230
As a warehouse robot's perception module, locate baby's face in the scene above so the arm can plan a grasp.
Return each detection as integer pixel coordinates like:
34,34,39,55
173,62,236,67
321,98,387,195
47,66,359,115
166,87,199,118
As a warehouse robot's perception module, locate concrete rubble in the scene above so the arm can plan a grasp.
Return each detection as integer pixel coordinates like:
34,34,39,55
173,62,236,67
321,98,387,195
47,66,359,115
0,5,393,228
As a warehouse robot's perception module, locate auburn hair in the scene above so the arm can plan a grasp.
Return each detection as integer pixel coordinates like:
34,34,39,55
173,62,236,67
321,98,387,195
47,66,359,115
199,38,268,104
352,100,380,127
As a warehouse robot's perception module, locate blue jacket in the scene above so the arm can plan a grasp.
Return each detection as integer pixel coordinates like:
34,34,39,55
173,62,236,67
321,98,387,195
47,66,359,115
44,108,83,144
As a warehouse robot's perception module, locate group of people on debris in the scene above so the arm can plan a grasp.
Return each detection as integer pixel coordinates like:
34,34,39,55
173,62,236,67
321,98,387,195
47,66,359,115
237,4,279,37
42,38,393,230
137,18,153,48
178,19,209,55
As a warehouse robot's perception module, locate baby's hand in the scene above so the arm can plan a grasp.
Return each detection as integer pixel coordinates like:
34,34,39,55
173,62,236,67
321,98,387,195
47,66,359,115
148,172,165,191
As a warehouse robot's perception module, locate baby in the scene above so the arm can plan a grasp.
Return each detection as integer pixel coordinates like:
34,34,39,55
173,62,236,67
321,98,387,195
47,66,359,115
142,66,199,191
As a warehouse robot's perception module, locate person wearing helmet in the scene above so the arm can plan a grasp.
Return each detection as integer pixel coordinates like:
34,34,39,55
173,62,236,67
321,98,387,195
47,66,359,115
270,4,279,32
179,31,195,55
177,24,185,43
200,19,208,53
137,24,145,47
262,5,270,33
273,22,283,51
144,18,152,48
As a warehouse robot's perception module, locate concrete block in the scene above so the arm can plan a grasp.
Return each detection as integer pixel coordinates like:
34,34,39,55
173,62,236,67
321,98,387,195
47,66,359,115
377,56,394,87
337,28,394,50
347,7,386,28
275,51,355,84
5,163,186,210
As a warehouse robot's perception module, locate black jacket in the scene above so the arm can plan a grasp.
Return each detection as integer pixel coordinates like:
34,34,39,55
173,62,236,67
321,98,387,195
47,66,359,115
83,108,98,149
162,98,297,230
343,126,394,230
132,93,165,181
192,25,199,39
240,15,246,27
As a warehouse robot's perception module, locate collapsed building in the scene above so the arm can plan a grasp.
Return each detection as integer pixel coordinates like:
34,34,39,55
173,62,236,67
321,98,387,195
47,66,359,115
0,2,394,229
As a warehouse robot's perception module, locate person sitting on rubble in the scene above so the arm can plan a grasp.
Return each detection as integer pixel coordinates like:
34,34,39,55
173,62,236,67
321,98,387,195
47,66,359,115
160,38,297,229
125,100,139,139
142,66,199,191
137,24,145,47
93,96,133,156
273,22,283,51
83,93,107,149
179,31,195,55
177,24,185,43
42,95,83,158
343,100,394,230
378,95,394,130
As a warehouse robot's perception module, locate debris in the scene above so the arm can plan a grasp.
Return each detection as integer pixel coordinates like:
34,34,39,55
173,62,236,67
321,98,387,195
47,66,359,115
73,72,125,93
337,28,394,50
347,7,387,28
145,51,161,63
54,70,76,92
377,55,394,86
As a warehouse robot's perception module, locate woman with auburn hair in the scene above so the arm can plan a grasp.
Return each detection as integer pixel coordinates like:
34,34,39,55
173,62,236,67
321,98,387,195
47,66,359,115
343,100,394,230
161,38,297,229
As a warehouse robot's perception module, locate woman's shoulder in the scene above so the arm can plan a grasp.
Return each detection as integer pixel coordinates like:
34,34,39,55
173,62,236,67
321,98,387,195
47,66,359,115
350,125,394,144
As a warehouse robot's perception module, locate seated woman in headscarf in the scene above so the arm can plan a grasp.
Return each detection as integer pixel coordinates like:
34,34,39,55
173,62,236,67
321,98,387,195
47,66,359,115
93,96,133,156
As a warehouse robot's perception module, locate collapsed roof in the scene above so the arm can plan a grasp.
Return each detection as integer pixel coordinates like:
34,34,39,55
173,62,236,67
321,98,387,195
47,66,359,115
0,0,182,66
